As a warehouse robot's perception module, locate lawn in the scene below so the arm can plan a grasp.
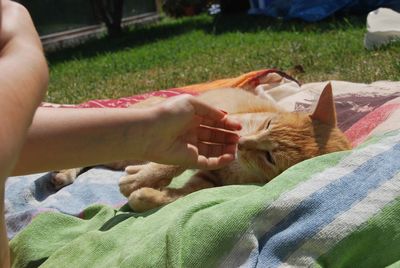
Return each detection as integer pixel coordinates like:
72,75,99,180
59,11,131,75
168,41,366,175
46,13,400,104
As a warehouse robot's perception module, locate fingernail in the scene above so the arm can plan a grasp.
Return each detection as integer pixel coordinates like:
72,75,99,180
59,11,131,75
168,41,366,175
220,110,228,114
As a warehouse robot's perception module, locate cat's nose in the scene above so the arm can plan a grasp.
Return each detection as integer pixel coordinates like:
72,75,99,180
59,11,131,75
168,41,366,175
238,137,257,150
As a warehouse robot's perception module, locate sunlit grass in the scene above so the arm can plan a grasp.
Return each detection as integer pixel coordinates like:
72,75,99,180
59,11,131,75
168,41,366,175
46,13,400,104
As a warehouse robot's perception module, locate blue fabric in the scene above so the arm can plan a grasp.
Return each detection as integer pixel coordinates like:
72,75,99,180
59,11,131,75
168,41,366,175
249,0,400,21
5,168,126,239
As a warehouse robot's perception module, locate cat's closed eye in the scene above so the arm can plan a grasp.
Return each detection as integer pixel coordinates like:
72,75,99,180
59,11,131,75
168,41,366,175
265,151,275,165
265,119,272,129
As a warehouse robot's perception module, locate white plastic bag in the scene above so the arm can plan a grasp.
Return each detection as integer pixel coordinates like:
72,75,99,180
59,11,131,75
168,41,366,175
364,8,400,49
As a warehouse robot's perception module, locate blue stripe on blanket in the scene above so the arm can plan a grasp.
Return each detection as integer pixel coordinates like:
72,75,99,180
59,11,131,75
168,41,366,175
256,142,400,267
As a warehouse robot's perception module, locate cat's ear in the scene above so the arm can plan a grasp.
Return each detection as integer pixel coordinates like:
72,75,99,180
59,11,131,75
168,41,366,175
310,82,337,126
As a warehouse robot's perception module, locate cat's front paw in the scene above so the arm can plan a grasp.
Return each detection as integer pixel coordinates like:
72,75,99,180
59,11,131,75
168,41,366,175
128,187,169,212
50,168,80,189
119,165,172,197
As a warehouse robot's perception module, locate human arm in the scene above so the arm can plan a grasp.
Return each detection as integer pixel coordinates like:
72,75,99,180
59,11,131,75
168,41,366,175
13,95,241,175
0,0,48,177
0,1,49,267
0,2,239,267
0,0,48,175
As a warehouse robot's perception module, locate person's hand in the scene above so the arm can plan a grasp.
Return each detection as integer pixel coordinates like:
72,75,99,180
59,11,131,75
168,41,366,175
144,94,242,170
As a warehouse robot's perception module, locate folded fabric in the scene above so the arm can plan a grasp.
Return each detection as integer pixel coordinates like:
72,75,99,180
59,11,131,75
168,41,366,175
10,130,400,267
7,72,400,267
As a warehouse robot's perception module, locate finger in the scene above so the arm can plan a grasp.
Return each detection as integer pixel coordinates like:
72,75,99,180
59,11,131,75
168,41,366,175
200,116,242,131
189,97,225,119
191,115,237,131
189,98,242,131
197,142,237,158
196,154,235,170
125,165,144,174
197,126,240,144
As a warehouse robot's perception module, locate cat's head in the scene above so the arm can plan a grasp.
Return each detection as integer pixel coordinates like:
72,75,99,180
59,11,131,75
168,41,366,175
237,83,351,182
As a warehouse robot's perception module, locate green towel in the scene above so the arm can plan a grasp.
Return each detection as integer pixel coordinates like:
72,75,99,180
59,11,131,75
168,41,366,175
10,131,400,267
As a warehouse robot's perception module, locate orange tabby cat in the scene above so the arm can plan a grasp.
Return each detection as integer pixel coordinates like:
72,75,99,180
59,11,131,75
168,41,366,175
119,83,351,212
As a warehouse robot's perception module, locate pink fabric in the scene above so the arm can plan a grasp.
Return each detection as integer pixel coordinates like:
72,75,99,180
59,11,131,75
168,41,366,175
41,89,194,108
40,69,297,108
345,103,400,147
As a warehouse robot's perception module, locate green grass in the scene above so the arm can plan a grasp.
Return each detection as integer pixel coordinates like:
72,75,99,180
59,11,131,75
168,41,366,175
46,13,400,104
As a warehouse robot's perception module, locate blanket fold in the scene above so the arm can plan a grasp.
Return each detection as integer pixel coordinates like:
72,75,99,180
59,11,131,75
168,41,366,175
10,131,400,267
6,70,400,267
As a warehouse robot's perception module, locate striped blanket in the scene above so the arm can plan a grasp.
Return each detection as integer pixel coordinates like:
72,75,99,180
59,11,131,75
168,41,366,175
7,72,400,267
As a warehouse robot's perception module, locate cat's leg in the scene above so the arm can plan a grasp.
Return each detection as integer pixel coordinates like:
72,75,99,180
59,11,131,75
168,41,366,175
128,171,217,212
103,160,147,170
51,160,145,190
119,162,185,197
50,167,84,189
